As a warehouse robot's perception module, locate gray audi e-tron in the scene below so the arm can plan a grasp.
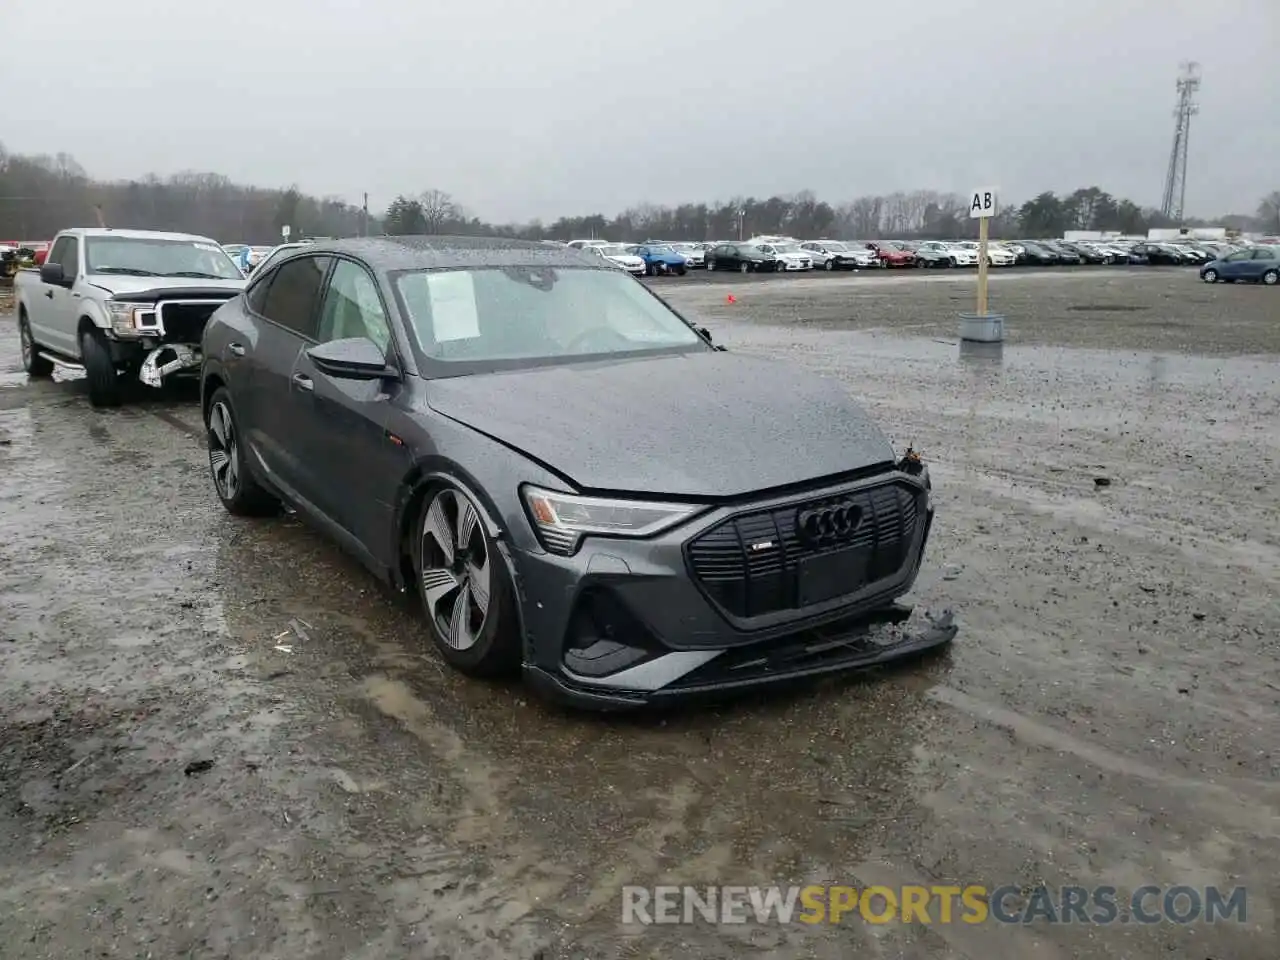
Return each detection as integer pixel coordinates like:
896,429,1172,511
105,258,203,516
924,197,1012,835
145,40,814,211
200,236,954,708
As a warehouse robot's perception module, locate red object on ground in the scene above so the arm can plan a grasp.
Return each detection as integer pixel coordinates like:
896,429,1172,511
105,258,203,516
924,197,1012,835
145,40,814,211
726,294,736,304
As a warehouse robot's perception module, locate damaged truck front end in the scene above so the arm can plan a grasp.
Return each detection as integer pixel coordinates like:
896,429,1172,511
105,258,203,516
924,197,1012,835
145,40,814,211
105,289,239,389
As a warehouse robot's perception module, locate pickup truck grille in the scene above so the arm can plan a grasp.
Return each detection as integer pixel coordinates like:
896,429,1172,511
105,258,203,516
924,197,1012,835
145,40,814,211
156,301,222,344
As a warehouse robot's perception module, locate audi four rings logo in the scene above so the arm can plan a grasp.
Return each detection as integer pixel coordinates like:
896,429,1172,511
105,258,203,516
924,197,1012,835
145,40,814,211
797,501,864,545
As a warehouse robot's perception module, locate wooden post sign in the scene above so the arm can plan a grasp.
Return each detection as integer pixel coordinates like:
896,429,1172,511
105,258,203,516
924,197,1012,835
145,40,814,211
968,187,996,316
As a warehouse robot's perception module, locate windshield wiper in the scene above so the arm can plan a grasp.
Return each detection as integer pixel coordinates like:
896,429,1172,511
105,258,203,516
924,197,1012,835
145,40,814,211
93,267,159,276
160,271,230,279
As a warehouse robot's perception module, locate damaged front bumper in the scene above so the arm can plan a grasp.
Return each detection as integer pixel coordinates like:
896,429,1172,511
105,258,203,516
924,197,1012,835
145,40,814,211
526,605,958,710
139,343,200,388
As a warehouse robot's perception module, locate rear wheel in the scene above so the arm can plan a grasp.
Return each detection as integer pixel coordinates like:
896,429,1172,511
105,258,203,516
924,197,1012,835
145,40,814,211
18,313,54,377
706,257,716,271
206,388,280,516
79,329,122,408
1262,269,1279,286
415,484,519,676
739,261,751,274
824,258,835,271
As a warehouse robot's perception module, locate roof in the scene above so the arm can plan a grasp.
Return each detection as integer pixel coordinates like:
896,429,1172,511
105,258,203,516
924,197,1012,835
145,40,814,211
301,235,605,272
60,227,217,243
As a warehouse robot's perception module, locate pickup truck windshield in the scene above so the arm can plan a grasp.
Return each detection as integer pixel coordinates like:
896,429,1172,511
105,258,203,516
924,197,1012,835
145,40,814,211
84,237,243,279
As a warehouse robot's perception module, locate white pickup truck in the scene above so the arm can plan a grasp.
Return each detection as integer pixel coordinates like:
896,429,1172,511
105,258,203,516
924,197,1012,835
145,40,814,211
15,227,247,407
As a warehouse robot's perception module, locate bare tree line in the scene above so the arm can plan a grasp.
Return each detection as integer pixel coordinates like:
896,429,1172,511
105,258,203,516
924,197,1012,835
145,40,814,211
2,142,1274,248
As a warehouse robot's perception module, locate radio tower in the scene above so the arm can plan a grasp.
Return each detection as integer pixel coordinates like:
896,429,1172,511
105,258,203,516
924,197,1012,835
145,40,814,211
1159,62,1200,223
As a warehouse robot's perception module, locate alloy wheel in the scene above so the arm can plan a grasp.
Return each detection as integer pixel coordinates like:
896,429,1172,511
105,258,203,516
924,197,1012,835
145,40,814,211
19,322,33,367
421,488,491,652
208,401,240,500
1203,269,1217,283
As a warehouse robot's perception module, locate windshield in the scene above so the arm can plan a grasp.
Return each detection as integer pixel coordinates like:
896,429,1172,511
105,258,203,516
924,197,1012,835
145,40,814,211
596,245,631,256
821,242,847,251
648,244,676,254
85,237,242,279
395,266,703,366
773,243,801,253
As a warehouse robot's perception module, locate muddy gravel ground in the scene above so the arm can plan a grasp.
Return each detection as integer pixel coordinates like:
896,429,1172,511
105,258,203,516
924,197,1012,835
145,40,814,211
1,268,1277,959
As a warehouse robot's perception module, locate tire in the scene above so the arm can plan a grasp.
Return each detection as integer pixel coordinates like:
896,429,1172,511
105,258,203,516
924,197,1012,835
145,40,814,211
1202,269,1218,283
18,312,54,377
706,258,715,271
415,484,519,677
205,387,280,516
1262,269,1279,286
645,263,655,277
79,328,122,408
675,266,687,276
740,261,751,274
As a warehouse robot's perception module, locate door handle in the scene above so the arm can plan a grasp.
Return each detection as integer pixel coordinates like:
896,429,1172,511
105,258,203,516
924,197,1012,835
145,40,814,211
44,290,54,299
292,373,314,392
228,342,246,357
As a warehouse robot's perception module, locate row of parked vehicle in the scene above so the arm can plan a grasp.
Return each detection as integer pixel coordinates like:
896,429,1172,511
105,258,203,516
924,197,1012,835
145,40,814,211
561,236,1273,275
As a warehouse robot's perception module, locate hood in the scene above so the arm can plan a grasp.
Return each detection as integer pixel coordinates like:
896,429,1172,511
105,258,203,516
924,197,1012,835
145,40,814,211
425,352,895,498
606,255,645,266
86,274,246,299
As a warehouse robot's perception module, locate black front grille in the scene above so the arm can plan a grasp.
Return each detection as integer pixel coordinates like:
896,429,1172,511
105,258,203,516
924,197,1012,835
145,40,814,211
686,481,922,619
159,302,222,344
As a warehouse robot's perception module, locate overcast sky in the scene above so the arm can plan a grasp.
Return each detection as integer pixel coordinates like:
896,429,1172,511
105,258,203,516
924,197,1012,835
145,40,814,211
4,1,1275,222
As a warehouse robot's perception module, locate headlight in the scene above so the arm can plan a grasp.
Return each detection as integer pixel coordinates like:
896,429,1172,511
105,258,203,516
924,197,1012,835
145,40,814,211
105,300,150,338
521,485,703,556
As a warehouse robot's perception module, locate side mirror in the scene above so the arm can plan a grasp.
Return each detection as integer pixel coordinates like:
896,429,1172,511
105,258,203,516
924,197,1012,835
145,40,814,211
39,262,67,286
306,337,399,381
697,326,712,342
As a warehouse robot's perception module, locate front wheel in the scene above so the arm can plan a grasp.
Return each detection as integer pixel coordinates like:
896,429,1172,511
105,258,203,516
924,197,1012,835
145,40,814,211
675,265,687,276
79,329,122,408
415,484,519,676
206,388,280,516
824,259,835,271
1201,269,1218,283
706,258,716,271
19,314,54,377
1262,269,1279,286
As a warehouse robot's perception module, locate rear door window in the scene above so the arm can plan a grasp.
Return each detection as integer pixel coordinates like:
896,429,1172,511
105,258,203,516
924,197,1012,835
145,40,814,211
259,256,331,339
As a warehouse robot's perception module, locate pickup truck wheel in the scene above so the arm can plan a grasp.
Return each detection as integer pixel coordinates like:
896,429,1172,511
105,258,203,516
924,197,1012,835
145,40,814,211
79,330,122,408
206,388,279,516
19,315,54,377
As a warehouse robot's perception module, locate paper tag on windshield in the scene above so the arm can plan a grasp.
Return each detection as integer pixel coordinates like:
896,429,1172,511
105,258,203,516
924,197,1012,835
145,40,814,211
427,271,480,341
194,243,222,253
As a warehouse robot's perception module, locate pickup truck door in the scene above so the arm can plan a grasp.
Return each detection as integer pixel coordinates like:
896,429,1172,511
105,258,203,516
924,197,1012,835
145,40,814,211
31,235,82,355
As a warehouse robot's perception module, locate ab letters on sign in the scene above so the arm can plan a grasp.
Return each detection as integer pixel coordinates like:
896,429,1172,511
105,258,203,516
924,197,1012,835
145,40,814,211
968,189,997,219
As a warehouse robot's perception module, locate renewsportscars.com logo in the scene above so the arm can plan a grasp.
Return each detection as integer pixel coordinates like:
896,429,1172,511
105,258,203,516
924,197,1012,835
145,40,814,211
621,884,1247,926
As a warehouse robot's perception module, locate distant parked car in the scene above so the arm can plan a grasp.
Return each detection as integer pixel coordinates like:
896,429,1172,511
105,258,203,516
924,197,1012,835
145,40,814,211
566,239,610,250
1199,246,1279,285
705,242,781,273
668,242,706,268
757,242,813,271
800,240,876,270
866,242,915,268
1131,242,1185,266
590,244,647,276
1017,241,1060,266
1058,241,1106,265
628,244,688,276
